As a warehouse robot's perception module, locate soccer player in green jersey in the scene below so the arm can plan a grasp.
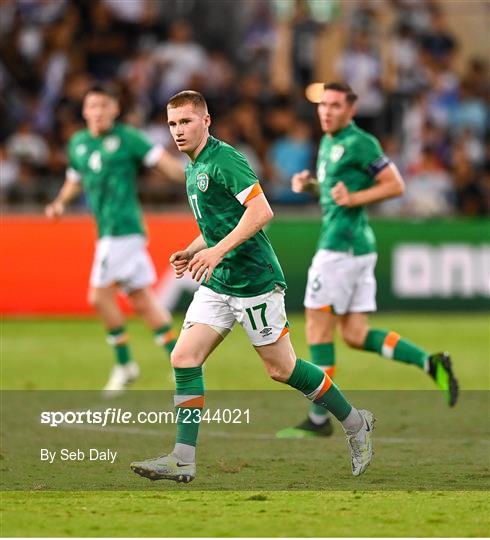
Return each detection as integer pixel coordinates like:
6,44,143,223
130,90,376,483
45,85,185,395
276,82,459,440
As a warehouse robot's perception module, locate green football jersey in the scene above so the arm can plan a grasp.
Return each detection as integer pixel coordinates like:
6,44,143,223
186,136,286,297
316,122,390,255
67,123,160,238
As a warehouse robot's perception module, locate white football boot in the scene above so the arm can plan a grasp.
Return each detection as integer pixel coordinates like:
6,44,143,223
102,361,140,397
346,409,375,476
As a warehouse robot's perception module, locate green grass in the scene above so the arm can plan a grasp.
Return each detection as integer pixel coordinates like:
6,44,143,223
1,313,489,537
2,491,489,537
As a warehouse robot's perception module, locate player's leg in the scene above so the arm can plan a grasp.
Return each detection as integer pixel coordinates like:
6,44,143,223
235,286,374,476
88,285,139,395
123,239,178,357
131,287,234,483
89,236,143,394
277,307,337,438
343,253,458,406
128,287,177,357
277,249,346,438
254,331,375,476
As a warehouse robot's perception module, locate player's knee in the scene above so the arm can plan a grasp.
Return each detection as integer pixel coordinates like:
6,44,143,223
131,296,148,317
170,349,201,368
264,363,291,383
306,310,334,342
341,328,364,349
87,289,101,309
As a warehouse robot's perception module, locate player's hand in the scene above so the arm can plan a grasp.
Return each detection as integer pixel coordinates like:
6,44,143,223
291,170,313,193
169,250,191,279
188,247,224,283
45,200,65,219
331,181,352,207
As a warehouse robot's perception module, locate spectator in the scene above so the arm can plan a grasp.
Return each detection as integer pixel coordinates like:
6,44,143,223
152,20,209,105
450,82,488,139
419,5,457,70
404,145,455,217
451,143,487,216
266,114,314,204
336,29,384,134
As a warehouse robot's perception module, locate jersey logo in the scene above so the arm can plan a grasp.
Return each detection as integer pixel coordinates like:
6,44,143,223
103,136,120,153
330,144,344,162
76,144,87,156
196,173,209,192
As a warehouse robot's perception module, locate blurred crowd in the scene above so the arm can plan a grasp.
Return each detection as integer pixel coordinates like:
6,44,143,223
0,0,488,216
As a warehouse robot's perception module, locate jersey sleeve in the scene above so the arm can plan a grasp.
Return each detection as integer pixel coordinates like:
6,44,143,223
66,137,82,182
125,127,163,167
357,135,391,178
218,147,262,205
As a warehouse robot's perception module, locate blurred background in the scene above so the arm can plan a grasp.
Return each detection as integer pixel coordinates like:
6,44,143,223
1,0,489,215
1,0,489,315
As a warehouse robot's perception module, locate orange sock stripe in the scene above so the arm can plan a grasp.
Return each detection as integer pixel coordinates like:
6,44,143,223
244,183,263,204
325,366,336,379
384,331,401,349
276,326,290,341
155,330,176,346
315,374,333,399
177,396,205,408
163,330,176,344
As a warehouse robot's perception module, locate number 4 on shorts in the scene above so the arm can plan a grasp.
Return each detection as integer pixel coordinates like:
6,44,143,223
245,303,268,330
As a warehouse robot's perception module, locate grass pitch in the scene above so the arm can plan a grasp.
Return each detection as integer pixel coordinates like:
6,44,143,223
1,313,489,537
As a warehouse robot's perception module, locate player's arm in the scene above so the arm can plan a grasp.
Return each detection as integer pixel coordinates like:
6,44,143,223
45,175,82,218
331,162,405,207
188,190,273,283
152,148,185,183
291,169,319,196
131,126,185,182
169,234,207,279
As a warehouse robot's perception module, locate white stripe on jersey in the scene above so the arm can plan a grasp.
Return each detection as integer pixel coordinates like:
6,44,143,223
67,167,82,182
143,145,163,167
235,184,255,205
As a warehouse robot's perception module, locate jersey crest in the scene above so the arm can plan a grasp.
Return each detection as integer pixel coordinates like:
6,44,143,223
196,173,209,192
103,135,121,153
330,144,344,162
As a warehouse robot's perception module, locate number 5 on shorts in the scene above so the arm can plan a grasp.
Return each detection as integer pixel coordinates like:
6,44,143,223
245,303,268,330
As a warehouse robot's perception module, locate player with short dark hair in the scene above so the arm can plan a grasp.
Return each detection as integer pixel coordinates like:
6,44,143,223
46,85,185,394
130,90,376,483
276,82,459,439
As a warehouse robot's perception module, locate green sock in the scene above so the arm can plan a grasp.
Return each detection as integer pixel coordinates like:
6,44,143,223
364,329,427,369
309,343,335,417
286,359,352,422
106,327,131,365
174,366,204,447
154,324,177,356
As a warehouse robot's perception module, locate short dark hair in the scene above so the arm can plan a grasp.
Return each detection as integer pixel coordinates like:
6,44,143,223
323,82,358,104
84,84,119,101
167,90,208,112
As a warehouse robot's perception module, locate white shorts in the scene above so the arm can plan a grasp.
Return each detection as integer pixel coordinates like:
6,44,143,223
90,234,156,294
184,285,288,346
304,249,377,315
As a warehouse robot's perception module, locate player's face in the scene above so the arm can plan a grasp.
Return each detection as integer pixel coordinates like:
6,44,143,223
317,90,355,134
82,93,119,135
167,103,210,159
